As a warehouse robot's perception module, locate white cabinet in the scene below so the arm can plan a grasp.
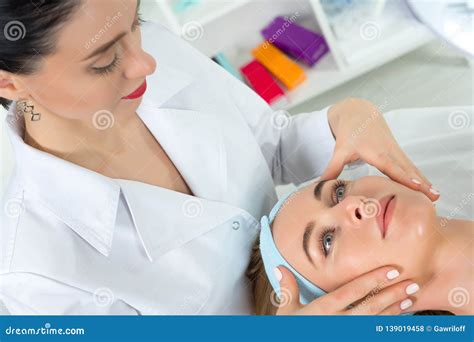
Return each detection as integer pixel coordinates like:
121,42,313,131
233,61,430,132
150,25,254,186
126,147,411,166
140,0,434,109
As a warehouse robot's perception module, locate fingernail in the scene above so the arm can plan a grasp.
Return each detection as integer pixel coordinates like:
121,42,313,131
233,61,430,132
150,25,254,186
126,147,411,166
386,269,400,280
400,298,413,310
406,283,420,295
411,178,421,185
429,187,440,196
274,267,282,282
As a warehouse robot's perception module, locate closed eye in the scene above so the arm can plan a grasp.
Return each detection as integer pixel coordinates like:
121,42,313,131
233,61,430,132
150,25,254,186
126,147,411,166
92,54,122,75
88,0,143,74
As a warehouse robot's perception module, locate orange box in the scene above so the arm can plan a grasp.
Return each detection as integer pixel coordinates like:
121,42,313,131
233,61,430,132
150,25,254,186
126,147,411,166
252,41,306,90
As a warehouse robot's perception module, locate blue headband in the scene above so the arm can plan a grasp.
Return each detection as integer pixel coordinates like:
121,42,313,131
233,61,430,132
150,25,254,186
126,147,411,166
259,185,327,305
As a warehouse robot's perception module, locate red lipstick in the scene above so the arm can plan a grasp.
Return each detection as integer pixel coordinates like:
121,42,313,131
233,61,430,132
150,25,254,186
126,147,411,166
376,195,396,238
122,79,147,100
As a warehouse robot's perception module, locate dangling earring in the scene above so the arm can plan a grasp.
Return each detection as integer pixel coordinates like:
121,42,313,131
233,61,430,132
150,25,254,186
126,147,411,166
17,100,41,121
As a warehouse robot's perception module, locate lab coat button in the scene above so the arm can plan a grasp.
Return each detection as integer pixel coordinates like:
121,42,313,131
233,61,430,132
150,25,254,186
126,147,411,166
232,221,240,230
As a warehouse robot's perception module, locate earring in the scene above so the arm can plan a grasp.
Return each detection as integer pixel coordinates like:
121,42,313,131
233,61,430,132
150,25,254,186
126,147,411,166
17,100,41,121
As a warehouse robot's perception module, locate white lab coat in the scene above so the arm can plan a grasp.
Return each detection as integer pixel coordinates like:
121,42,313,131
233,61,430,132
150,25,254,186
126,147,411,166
0,22,335,315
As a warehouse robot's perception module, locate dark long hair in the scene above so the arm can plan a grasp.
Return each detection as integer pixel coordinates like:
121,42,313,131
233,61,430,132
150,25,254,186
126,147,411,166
0,0,81,110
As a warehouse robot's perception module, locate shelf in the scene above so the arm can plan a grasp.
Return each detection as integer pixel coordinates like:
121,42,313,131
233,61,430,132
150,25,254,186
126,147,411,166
219,23,433,110
140,0,436,110
172,0,252,27
285,25,434,109
328,0,429,66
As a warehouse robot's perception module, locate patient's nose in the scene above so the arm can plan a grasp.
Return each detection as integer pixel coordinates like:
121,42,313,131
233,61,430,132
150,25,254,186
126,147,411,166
340,196,365,226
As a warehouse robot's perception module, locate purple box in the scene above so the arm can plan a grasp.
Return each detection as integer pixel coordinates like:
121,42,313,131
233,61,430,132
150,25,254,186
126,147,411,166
261,16,329,67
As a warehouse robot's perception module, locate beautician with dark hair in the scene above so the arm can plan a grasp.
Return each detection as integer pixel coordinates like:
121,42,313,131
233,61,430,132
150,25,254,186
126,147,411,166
0,0,438,315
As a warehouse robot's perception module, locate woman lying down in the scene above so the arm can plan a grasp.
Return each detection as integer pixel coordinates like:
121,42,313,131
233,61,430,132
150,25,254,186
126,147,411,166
247,175,473,315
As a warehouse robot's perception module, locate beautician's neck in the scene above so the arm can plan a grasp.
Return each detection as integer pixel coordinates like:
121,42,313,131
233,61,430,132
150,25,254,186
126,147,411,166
410,217,473,315
23,100,140,169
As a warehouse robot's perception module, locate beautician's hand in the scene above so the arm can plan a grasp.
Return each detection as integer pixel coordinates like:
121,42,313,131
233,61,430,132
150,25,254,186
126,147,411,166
275,266,418,315
322,98,439,201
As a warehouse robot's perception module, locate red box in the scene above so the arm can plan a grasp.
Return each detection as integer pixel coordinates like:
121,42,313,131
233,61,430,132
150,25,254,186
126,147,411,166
240,60,286,106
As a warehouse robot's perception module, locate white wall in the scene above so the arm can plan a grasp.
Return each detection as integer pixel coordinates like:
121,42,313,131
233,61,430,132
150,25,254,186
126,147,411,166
290,40,473,115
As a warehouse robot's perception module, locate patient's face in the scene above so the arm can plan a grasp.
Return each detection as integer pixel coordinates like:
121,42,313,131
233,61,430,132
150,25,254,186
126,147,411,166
272,176,438,292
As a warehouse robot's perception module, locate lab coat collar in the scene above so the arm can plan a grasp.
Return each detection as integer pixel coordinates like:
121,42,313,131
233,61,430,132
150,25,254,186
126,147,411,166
116,178,245,262
140,58,194,109
139,20,195,109
136,56,227,201
4,60,228,260
5,104,121,257
135,105,227,202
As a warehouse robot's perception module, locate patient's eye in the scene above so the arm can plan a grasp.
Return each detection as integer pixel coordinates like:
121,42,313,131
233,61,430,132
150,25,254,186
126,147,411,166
319,227,335,257
332,180,346,205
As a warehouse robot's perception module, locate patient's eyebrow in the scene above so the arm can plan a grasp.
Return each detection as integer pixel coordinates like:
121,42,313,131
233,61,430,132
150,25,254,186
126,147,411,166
313,180,328,201
303,221,315,264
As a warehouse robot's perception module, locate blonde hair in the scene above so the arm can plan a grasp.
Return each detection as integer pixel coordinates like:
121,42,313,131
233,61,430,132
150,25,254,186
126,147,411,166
245,235,278,315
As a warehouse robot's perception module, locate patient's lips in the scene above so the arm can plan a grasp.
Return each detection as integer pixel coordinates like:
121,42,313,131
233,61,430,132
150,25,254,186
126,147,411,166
376,195,396,238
